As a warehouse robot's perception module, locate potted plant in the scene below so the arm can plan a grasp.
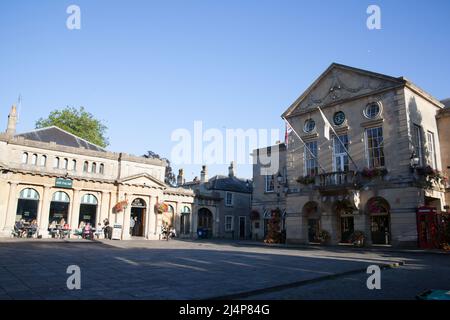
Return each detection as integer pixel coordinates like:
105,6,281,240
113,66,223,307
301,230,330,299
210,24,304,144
154,202,168,214
317,230,330,244
296,175,315,185
350,230,365,247
360,167,388,180
415,165,447,190
112,200,128,213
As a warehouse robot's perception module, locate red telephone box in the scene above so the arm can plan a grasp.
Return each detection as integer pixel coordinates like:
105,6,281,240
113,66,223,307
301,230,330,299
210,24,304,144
417,206,439,249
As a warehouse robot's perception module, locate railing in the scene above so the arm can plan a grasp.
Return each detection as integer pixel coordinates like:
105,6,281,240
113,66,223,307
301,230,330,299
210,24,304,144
316,171,356,188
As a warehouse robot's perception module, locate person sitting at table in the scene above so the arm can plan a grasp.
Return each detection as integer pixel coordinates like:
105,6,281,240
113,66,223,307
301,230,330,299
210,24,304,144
94,223,103,239
82,223,93,240
61,223,70,239
27,220,38,238
49,220,58,238
59,218,66,227
74,221,85,238
14,220,25,238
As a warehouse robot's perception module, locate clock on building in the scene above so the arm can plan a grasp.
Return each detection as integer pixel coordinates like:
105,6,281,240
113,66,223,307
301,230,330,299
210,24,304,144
333,111,345,126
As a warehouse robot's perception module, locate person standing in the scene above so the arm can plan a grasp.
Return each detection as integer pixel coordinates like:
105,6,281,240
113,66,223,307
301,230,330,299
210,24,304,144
103,218,111,239
133,216,140,236
130,216,135,236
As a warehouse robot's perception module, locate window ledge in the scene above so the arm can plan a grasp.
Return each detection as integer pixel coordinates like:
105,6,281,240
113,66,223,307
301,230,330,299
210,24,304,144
360,118,384,128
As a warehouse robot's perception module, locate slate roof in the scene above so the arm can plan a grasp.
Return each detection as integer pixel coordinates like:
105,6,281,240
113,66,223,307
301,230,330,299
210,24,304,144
16,126,106,152
207,175,253,193
441,98,450,108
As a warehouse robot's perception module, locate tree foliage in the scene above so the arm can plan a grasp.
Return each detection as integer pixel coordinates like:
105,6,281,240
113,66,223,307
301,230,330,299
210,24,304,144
142,150,176,186
35,106,109,148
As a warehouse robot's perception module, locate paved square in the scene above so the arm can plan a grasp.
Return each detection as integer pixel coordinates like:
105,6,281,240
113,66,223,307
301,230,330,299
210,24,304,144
0,239,448,300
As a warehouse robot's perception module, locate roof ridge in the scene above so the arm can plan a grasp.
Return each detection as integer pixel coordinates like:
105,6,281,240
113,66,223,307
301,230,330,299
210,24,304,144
16,125,106,151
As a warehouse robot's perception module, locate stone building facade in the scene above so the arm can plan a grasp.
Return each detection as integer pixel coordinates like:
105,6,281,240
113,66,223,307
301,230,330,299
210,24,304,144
251,143,287,240
179,163,253,239
437,99,450,207
0,106,194,239
277,63,447,247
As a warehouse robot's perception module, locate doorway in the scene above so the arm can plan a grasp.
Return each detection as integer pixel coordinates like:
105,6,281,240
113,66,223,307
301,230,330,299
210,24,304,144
130,198,146,237
49,191,70,225
371,215,390,245
79,194,98,227
340,216,354,243
308,219,320,242
16,188,40,223
198,208,213,238
239,216,246,239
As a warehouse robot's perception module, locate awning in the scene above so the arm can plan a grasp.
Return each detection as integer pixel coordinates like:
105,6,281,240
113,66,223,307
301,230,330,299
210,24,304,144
263,209,287,219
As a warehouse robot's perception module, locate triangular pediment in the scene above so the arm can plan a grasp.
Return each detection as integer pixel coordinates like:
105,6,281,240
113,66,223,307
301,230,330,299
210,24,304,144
119,173,167,188
283,63,405,117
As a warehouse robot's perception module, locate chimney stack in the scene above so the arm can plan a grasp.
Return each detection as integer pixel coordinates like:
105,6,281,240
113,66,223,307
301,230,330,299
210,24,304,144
6,105,17,136
228,161,235,177
200,165,208,183
177,168,184,186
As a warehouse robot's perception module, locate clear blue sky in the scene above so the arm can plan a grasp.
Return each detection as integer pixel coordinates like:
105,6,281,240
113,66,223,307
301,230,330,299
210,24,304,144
1,0,449,180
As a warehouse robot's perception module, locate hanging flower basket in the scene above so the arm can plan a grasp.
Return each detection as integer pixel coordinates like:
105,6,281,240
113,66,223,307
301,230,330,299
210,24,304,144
296,175,315,185
112,200,128,213
155,202,168,214
415,166,447,190
360,167,388,179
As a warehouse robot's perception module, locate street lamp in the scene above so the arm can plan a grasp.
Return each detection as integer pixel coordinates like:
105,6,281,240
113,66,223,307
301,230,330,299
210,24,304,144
277,172,283,184
410,151,420,172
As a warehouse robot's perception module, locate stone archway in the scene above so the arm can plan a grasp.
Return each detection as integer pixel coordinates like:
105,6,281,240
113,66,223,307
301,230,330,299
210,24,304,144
197,208,213,238
366,197,391,245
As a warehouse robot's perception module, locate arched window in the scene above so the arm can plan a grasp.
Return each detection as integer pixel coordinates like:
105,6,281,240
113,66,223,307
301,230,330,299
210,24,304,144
83,161,89,173
40,155,47,167
81,194,98,205
99,163,105,175
19,188,40,200
63,158,69,170
52,191,70,203
54,157,60,168
71,159,77,171
91,162,97,173
31,154,38,165
22,152,28,164
182,206,191,214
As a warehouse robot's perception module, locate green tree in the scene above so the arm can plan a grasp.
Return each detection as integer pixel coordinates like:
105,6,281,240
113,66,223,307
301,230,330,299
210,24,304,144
36,106,109,147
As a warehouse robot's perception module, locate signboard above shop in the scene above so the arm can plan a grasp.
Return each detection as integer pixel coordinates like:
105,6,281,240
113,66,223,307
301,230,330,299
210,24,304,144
55,178,73,189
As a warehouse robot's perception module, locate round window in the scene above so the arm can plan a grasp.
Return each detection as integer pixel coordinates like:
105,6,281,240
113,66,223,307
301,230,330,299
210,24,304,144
304,119,316,133
364,102,381,119
333,111,346,126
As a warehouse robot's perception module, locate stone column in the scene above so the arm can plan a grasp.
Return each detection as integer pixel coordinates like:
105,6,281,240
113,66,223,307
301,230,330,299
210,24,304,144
121,198,131,240
98,191,111,225
144,195,152,239
148,194,158,238
37,186,51,237
70,189,81,233
1,182,17,236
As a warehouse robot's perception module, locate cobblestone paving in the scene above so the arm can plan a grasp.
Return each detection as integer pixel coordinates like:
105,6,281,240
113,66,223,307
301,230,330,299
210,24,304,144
0,239,447,300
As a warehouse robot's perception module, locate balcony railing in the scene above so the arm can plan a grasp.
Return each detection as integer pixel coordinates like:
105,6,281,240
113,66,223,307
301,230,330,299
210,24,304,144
315,171,357,189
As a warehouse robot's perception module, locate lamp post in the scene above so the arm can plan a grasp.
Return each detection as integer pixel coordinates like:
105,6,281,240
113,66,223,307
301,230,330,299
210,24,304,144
410,151,420,173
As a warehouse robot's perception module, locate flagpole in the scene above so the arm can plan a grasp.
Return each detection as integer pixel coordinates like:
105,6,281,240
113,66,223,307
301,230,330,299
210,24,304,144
282,117,326,174
317,106,359,171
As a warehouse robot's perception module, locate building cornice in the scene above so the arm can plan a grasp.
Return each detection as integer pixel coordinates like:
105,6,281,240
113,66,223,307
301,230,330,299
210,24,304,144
0,133,166,167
